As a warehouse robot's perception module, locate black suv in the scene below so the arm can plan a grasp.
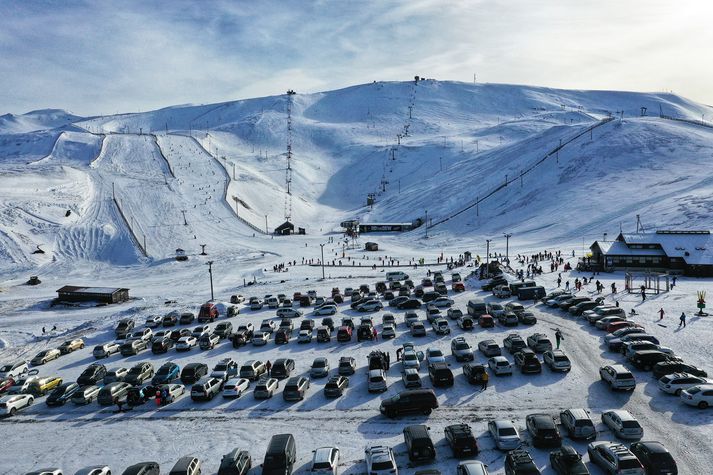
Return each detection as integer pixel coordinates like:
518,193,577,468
218,448,252,475
77,363,107,386
653,361,707,379
549,445,590,475
231,329,249,348
181,362,208,384
380,389,438,418
504,334,527,354
275,328,291,344
526,414,562,448
505,449,541,475
515,349,542,374
271,358,296,379
629,350,678,371
151,337,174,354
463,363,487,385
444,424,479,457
428,362,454,387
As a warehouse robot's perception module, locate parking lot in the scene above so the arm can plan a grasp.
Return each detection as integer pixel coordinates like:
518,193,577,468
1,253,712,474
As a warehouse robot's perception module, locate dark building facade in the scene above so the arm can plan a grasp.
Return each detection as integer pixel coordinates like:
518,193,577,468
56,286,130,304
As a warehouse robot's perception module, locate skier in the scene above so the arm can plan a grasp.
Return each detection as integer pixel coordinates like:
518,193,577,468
679,312,687,328
658,308,665,321
555,329,564,349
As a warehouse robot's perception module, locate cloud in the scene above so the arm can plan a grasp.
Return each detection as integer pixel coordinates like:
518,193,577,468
1,0,711,116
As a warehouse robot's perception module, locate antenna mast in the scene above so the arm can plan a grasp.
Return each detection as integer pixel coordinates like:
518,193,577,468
284,89,296,222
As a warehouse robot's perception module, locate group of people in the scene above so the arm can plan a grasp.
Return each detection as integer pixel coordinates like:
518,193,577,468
657,308,687,328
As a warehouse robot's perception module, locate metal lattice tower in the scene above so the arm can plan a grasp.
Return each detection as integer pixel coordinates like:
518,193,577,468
284,90,295,221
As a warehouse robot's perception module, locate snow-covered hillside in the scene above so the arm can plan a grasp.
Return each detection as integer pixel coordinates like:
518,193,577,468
1,80,713,275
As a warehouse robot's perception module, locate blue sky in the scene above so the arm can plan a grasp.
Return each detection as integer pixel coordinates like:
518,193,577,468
1,0,711,116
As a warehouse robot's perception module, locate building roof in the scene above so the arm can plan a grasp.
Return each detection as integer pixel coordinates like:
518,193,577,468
618,231,713,265
56,286,128,294
605,241,667,257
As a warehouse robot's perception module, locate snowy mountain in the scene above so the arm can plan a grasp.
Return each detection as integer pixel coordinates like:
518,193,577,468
1,80,713,274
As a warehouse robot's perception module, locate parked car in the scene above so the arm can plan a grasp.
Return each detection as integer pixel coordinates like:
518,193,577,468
478,339,502,357
680,383,713,408
458,315,475,330
0,393,34,416
559,408,596,440
151,362,181,385
181,363,209,385
493,285,512,298
98,381,131,406
410,321,427,337
379,388,438,418
549,446,590,475
324,375,349,398
587,442,644,475
145,315,162,328
658,372,709,396
653,361,707,380
71,384,102,405
28,376,63,396
199,333,220,350
488,356,513,376
283,376,310,401
381,323,396,339
518,311,537,325
514,349,542,374
364,445,398,475
338,357,356,376
527,333,553,353
504,449,541,475
498,312,519,327
176,336,198,352
210,358,239,381
488,420,521,450
602,410,643,440
214,322,233,339
77,363,107,385
104,367,129,385
600,364,636,391
629,441,678,475
127,329,152,343
526,413,562,448
122,462,160,475
253,377,279,399
445,423,479,457
151,337,174,354
432,317,451,335
629,350,679,371
401,368,422,388
125,362,154,386
401,349,423,370
115,318,135,339
367,369,388,393
428,362,454,387
478,314,495,328
543,350,571,372
93,342,120,359
191,377,223,401
31,348,61,366
309,446,340,474
46,382,81,406
271,358,295,379
451,337,474,361
192,325,210,339
222,378,250,398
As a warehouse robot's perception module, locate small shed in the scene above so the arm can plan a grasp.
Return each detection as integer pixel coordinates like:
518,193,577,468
56,286,130,304
274,221,294,235
365,242,379,251
175,248,188,261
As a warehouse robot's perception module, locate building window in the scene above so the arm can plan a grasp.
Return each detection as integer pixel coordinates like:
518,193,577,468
653,257,661,264
626,258,633,264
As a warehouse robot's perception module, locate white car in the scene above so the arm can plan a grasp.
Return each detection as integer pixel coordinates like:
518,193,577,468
310,358,330,378
144,315,163,328
425,347,446,365
658,372,709,395
128,328,153,342
0,393,34,416
314,305,337,316
31,348,61,366
601,409,644,439
210,358,239,380
368,369,387,393
252,332,270,346
158,383,185,401
253,377,279,399
25,469,63,475
176,336,198,351
432,297,454,308
365,445,398,475
431,318,450,335
298,329,313,344
401,368,422,388
680,383,713,408
404,311,420,327
74,465,111,475
488,356,513,376
458,462,490,475
74,465,112,475
8,375,40,395
0,361,28,379
310,446,340,474
192,325,210,338
488,420,521,450
92,343,120,359
223,378,250,398
357,300,383,312
381,323,396,339
401,350,423,370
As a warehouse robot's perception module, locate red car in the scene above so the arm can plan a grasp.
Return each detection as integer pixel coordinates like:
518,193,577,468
336,326,353,342
478,314,495,328
452,282,465,292
197,302,219,323
0,377,15,394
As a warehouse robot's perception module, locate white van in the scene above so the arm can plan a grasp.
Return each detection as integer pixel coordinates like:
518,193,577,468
386,271,409,282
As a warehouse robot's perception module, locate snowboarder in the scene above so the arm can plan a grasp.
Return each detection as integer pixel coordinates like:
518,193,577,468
265,360,272,376
555,329,564,349
658,308,665,321
480,371,489,390
679,312,687,328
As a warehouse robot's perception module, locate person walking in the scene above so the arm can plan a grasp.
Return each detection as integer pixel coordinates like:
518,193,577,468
373,327,378,340
555,329,564,349
480,371,489,391
658,308,665,321
396,347,403,361
385,352,390,370
679,312,687,328
265,360,272,376
42,326,46,335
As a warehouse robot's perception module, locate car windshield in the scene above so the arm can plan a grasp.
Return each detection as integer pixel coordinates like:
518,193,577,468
0,365,12,372
554,356,569,362
455,343,469,350
499,427,517,436
622,421,641,429
616,373,633,380
430,350,443,357
687,386,702,394
214,364,227,371
313,361,326,368
619,459,643,470
372,461,394,470
404,353,416,361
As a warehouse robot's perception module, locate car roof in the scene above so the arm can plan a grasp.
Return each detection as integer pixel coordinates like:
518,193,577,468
492,419,516,429
313,446,335,463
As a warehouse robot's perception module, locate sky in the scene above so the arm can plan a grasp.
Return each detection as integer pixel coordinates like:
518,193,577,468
1,0,712,116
